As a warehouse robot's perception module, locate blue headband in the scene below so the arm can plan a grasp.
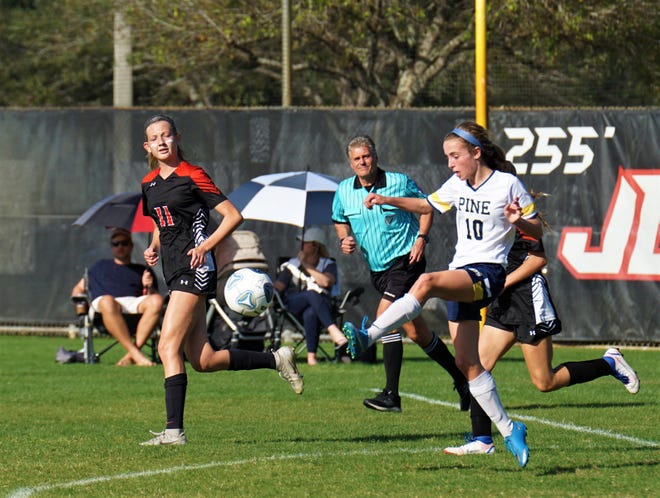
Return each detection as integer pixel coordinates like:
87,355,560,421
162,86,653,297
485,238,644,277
451,128,483,149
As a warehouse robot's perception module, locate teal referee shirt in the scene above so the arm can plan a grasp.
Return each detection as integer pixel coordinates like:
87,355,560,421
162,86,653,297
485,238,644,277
332,168,425,272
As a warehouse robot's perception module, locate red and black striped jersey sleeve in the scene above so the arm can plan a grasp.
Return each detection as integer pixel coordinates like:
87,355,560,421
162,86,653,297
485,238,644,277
177,161,227,209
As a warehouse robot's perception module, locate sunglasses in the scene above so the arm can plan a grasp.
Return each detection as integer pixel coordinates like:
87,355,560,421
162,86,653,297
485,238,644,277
111,240,131,247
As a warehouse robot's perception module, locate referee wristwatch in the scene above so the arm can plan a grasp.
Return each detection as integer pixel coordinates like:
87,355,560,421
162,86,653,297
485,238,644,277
417,233,430,243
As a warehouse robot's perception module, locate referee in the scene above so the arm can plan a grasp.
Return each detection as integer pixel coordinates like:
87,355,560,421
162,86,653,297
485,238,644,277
332,135,469,412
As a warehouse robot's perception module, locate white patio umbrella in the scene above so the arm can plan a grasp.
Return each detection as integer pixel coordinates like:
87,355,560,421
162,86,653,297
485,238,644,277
228,171,340,228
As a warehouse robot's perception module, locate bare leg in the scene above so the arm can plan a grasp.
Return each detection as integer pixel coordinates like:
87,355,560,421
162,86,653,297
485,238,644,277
326,323,348,347
158,291,204,377
178,293,233,373
401,315,432,346
520,337,571,391
118,294,164,365
96,296,154,366
481,328,570,391
448,320,484,380
367,269,477,343
135,293,164,348
478,325,517,372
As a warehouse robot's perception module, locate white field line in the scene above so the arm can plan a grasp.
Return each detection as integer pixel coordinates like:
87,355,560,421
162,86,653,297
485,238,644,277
9,390,658,498
399,390,659,448
8,446,443,498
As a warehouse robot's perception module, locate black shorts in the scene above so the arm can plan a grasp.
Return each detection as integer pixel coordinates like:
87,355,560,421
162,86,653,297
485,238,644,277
168,267,217,297
371,254,426,302
485,315,562,345
485,272,562,345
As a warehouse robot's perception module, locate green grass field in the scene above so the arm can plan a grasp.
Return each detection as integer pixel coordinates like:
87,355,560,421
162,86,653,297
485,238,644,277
1,335,658,497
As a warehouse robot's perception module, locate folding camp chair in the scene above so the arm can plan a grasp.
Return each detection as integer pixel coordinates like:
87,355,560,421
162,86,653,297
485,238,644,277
71,269,161,364
269,284,364,361
272,253,364,361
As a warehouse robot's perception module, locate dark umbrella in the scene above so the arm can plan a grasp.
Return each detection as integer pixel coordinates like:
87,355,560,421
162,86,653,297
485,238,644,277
72,192,153,232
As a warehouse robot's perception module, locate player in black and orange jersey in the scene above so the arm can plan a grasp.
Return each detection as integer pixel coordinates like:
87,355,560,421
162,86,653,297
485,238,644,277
139,114,303,446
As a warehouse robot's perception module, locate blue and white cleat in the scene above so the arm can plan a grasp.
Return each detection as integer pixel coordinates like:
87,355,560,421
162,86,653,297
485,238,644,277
342,316,370,359
504,421,529,468
603,348,640,394
444,438,495,456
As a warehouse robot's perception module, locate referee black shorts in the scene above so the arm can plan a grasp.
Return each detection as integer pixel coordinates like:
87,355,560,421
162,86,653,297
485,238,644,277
371,254,426,302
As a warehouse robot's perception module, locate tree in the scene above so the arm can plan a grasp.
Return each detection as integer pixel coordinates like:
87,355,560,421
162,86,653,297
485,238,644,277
1,0,114,106
117,0,660,107
1,0,657,107
487,0,659,106
122,1,478,107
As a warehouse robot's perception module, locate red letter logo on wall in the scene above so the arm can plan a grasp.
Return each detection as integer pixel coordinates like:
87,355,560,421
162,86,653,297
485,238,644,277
558,168,660,281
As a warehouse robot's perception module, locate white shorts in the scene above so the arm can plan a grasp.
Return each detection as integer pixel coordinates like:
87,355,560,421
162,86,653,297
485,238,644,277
91,295,150,315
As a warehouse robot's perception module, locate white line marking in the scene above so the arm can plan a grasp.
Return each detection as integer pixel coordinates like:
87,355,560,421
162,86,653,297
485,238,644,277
10,390,657,497
8,446,443,498
398,391,659,448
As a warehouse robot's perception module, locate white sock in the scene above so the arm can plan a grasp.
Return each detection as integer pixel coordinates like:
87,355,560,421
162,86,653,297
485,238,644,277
469,370,513,438
367,293,421,344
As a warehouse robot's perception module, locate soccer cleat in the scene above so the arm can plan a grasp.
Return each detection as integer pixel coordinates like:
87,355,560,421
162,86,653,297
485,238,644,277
454,380,471,412
444,438,496,456
274,346,304,394
363,389,402,413
603,348,640,394
342,316,370,359
140,430,187,446
504,421,529,468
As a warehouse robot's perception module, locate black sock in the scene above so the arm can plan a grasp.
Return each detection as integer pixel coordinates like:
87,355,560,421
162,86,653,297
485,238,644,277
335,343,348,357
423,333,466,385
164,373,187,430
557,358,611,386
382,335,403,394
470,395,492,438
228,349,276,370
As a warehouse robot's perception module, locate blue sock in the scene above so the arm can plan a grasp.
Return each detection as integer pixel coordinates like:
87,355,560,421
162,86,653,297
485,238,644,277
474,435,493,445
602,355,615,373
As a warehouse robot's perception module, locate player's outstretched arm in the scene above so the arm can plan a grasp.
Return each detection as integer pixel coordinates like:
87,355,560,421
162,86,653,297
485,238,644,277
364,193,431,214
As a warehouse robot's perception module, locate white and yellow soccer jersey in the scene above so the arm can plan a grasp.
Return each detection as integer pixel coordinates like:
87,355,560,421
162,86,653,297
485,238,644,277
427,170,536,270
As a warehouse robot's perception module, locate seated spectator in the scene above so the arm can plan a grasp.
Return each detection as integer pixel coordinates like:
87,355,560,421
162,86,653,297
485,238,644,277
274,227,351,365
71,228,163,366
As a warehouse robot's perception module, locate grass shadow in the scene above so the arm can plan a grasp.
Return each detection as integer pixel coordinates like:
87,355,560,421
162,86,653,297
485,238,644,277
509,401,649,410
538,458,659,476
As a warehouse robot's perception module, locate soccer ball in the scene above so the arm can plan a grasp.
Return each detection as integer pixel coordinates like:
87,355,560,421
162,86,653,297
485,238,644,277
224,268,274,317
